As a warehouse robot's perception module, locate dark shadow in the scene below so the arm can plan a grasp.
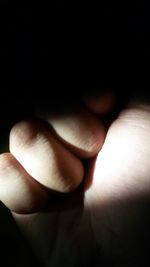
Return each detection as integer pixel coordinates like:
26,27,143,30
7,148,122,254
86,190,150,267
0,202,42,267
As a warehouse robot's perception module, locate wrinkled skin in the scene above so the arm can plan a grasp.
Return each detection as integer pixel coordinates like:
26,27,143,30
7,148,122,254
1,96,150,266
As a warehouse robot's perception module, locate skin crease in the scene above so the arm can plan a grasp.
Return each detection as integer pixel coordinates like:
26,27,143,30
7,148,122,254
0,92,150,266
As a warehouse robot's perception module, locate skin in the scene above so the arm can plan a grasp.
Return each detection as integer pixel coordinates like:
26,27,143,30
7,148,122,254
0,91,150,266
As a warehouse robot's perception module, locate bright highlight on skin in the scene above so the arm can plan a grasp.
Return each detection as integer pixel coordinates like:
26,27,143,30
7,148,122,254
0,90,119,214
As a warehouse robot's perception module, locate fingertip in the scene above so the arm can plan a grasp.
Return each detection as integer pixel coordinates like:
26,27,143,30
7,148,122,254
0,152,48,214
48,109,106,158
83,90,115,114
9,119,84,194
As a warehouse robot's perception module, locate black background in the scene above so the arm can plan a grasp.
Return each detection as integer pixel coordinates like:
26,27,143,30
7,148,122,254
0,7,149,135
56,0,64,8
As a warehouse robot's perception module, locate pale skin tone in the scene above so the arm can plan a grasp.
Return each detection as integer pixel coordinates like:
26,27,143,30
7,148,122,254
0,91,150,266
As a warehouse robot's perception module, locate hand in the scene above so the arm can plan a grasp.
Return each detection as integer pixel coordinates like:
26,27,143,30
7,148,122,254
0,91,150,266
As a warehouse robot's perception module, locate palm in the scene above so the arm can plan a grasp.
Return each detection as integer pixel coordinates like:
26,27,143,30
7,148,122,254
13,102,150,266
